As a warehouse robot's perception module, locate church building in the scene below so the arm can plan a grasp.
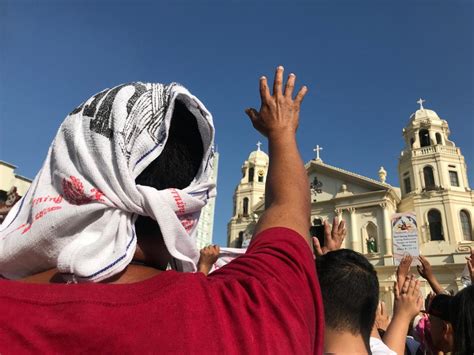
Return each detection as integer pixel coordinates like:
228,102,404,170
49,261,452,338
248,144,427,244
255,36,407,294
227,101,473,312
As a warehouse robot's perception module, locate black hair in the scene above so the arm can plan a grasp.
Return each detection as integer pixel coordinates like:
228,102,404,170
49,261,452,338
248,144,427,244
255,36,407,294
316,249,379,352
450,285,474,355
134,99,204,244
135,99,204,190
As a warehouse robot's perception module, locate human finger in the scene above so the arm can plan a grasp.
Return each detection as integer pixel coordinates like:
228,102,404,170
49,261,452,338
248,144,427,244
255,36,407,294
245,108,259,123
331,217,337,236
312,237,323,256
259,76,271,102
284,73,296,98
401,277,411,294
273,66,284,97
407,276,417,295
323,220,331,240
394,281,400,298
294,85,308,106
338,220,345,234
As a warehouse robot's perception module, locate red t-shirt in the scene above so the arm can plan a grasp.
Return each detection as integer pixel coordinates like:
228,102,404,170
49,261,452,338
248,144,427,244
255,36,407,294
0,227,324,354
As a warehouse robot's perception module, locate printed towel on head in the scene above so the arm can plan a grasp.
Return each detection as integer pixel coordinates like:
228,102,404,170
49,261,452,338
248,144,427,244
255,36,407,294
0,82,216,282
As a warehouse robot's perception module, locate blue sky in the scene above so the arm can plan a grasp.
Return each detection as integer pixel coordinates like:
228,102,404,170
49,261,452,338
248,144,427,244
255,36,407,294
1,0,472,247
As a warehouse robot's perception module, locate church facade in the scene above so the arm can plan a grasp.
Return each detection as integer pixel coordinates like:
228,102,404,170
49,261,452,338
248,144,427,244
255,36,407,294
227,103,473,312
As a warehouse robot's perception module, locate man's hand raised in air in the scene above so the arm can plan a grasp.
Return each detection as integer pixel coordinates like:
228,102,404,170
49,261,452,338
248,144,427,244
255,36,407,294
312,217,346,257
246,66,311,245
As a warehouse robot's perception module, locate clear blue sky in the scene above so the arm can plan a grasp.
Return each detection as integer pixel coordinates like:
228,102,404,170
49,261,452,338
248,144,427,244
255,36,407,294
1,0,473,247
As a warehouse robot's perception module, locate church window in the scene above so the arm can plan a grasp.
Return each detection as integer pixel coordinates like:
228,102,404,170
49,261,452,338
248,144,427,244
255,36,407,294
243,197,249,216
423,166,436,190
238,231,244,247
403,177,412,194
258,169,264,183
435,133,442,145
248,167,254,182
419,129,431,147
428,209,444,241
460,210,472,241
449,171,459,187
410,138,414,148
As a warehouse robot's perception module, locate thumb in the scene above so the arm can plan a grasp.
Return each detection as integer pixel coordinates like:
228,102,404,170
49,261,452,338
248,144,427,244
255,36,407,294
245,108,259,122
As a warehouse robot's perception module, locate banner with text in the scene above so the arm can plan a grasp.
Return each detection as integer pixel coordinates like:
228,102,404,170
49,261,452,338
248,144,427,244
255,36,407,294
392,212,420,266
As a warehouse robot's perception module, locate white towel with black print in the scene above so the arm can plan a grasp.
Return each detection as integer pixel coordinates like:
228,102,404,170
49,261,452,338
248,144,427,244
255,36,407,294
0,82,216,282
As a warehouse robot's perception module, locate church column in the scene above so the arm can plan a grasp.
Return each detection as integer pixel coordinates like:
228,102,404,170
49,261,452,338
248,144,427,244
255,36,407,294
349,208,360,252
419,168,425,191
381,202,392,255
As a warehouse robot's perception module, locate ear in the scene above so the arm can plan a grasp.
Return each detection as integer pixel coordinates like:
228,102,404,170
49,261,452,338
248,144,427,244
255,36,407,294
443,322,454,345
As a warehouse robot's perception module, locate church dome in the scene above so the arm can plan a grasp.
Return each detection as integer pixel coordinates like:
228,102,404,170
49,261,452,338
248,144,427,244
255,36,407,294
248,143,269,162
248,149,269,161
409,108,441,122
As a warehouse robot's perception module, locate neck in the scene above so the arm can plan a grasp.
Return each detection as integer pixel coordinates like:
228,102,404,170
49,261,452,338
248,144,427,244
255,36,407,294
324,328,369,354
19,264,162,284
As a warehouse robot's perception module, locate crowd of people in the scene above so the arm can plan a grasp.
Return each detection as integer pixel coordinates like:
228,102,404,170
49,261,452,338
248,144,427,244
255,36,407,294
0,67,472,354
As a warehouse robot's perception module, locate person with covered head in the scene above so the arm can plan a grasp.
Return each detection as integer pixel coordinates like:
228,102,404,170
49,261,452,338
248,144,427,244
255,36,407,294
0,66,324,353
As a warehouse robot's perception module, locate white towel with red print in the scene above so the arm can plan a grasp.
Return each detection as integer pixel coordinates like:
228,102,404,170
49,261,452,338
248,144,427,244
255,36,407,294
0,82,215,282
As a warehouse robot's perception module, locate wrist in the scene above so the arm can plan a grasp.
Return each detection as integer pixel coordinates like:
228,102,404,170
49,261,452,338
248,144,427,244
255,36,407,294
267,130,296,143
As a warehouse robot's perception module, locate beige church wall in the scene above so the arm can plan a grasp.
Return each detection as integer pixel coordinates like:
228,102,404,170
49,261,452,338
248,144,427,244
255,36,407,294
0,163,17,192
0,162,31,196
308,172,375,202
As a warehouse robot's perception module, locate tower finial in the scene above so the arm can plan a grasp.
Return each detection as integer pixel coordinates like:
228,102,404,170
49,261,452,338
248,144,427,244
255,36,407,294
417,98,425,110
256,141,262,151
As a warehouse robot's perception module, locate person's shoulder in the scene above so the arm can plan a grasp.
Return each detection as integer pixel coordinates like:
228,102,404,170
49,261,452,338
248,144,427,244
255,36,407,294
248,226,308,250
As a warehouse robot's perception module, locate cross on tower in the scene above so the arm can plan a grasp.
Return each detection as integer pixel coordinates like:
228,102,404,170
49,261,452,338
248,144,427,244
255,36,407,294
417,98,425,110
313,145,323,161
256,141,262,151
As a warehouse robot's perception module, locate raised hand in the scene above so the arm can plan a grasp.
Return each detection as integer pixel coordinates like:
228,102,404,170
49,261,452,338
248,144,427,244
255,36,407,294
393,275,423,320
313,217,346,256
374,301,391,331
197,245,220,276
417,255,434,280
396,255,413,292
245,66,307,139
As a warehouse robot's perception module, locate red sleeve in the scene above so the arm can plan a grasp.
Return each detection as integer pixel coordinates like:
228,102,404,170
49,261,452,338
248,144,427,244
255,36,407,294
209,227,324,354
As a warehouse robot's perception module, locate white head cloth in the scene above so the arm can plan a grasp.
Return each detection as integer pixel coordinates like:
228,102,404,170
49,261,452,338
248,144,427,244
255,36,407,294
0,82,216,282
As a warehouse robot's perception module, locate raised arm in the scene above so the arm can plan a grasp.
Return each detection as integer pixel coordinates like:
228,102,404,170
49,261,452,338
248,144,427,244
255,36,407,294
417,255,445,294
245,66,310,245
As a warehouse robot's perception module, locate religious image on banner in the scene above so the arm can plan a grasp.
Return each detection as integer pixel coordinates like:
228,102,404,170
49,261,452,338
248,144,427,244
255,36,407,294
392,212,420,266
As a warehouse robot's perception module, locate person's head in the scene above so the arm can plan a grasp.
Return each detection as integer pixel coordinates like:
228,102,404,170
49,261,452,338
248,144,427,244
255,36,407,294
431,285,474,355
316,249,379,351
451,285,474,355
134,99,204,269
427,294,454,352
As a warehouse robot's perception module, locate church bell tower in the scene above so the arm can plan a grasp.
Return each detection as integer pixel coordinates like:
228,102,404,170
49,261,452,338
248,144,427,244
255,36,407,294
227,143,269,247
398,99,473,253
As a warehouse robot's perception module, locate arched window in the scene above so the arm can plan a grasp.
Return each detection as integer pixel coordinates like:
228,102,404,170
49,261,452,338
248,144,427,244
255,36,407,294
248,167,254,182
460,210,472,241
238,231,244,247
419,129,431,147
428,209,444,241
423,166,436,190
435,133,442,145
243,197,249,216
410,138,414,148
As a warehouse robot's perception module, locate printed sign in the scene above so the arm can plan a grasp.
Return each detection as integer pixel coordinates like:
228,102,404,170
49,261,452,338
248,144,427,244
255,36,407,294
392,212,420,266
209,247,247,273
